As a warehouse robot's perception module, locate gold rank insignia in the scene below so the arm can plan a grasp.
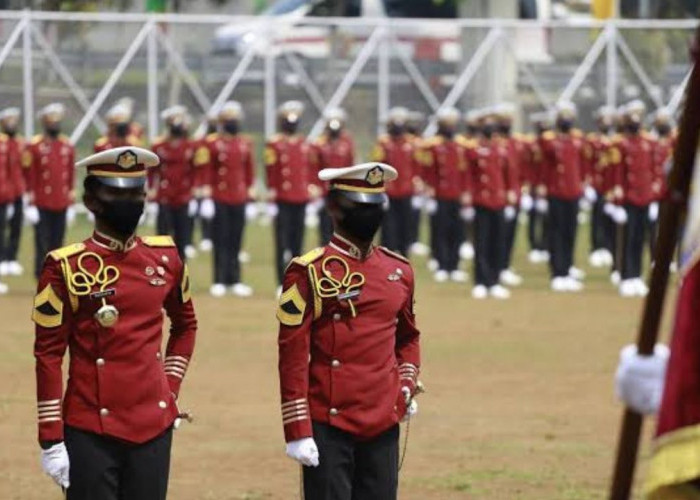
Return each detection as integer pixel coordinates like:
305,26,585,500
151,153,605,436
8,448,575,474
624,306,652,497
193,146,210,167
116,150,137,169
366,166,384,186
180,264,192,303
277,284,307,326
32,284,64,328
371,144,385,162
264,146,277,166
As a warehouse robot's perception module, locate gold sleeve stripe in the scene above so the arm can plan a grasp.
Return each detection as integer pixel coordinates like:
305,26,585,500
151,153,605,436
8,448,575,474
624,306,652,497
32,284,64,328
276,283,307,326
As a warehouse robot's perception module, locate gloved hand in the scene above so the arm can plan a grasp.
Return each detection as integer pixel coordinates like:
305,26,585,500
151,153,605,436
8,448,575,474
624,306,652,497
199,198,215,220
267,203,279,218
146,202,159,218
459,206,475,222
535,198,548,214
6,203,14,221
424,199,438,215
285,438,320,467
187,199,197,218
66,205,76,226
41,442,70,489
579,198,592,212
504,205,516,221
603,202,616,218
401,386,418,423
520,193,534,212
245,202,259,221
25,205,40,225
614,206,628,225
411,196,425,210
649,202,659,223
615,344,669,415
584,185,598,203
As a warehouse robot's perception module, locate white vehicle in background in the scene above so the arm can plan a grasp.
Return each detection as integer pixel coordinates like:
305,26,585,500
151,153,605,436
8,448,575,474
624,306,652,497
213,0,551,64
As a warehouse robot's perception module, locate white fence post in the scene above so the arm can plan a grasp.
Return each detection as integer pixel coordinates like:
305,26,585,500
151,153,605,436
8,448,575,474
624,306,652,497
22,10,34,139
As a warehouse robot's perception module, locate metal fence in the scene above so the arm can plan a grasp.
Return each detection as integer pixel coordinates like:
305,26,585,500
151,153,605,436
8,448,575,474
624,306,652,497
0,10,695,156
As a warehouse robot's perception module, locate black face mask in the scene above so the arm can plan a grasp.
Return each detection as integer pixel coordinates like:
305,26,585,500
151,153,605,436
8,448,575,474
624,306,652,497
437,124,455,139
627,122,641,134
206,123,218,135
280,119,298,135
169,124,186,137
466,125,479,136
387,123,405,137
406,125,419,135
327,127,341,140
114,123,130,138
338,204,385,242
599,125,611,135
96,198,144,237
223,120,240,135
557,119,573,133
656,124,671,137
481,124,494,139
498,123,511,136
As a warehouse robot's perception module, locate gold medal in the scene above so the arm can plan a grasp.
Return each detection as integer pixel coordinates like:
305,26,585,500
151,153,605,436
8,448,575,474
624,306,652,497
95,304,119,328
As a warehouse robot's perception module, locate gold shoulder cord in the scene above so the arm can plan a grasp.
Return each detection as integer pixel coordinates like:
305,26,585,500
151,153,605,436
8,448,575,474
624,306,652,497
308,256,365,318
60,252,121,327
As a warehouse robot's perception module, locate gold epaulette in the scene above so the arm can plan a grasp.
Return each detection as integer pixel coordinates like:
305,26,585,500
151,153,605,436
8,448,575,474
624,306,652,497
378,246,410,264
572,128,584,138
455,135,476,148
268,133,284,143
95,136,109,147
377,134,390,144
542,130,556,140
58,134,71,143
127,134,142,146
49,242,86,261
0,133,6,142
31,134,43,145
314,135,328,146
205,132,219,142
151,135,166,146
291,247,325,267
142,235,176,248
611,133,624,143
586,132,597,141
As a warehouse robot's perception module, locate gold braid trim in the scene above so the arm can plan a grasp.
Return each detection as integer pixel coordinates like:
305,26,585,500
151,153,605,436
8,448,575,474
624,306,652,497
308,256,364,318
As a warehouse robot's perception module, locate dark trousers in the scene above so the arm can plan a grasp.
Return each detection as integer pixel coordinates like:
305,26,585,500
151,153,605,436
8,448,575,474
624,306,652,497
157,204,190,260
548,197,579,278
590,197,609,252
501,207,520,271
213,202,246,285
474,207,505,287
408,206,420,246
381,197,412,257
64,425,172,500
527,208,548,252
434,199,462,272
3,196,23,261
275,202,306,285
623,204,650,279
0,203,6,265
319,209,333,246
34,208,66,278
303,422,399,500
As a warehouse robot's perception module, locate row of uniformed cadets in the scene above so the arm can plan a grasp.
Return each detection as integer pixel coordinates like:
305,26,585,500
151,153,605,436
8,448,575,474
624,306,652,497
0,97,675,299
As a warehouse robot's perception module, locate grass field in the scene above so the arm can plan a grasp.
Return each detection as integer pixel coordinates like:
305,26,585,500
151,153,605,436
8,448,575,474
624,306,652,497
0,215,679,499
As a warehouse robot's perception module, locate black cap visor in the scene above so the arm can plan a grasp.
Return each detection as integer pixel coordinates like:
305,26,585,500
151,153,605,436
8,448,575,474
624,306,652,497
94,176,147,189
333,187,387,205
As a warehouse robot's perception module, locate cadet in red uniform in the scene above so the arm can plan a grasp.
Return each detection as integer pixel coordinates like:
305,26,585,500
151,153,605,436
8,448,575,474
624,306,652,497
266,100,317,290
463,111,512,299
0,107,26,278
24,103,75,279
523,112,551,264
608,102,662,297
150,105,198,260
372,107,417,257
0,117,10,292
494,103,525,287
94,101,142,153
311,108,355,245
405,110,429,257
33,146,196,499
539,101,586,292
584,105,616,269
649,107,676,253
277,162,420,500
196,101,255,298
192,110,221,254
422,108,468,283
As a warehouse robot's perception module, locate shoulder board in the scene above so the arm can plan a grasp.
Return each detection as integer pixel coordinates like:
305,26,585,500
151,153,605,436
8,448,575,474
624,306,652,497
456,135,476,148
542,130,556,140
571,129,584,137
291,247,325,267
611,134,624,143
512,132,526,140
641,131,655,140
523,133,535,143
586,132,597,140
31,134,44,145
378,246,410,264
0,133,6,142
152,135,166,145
205,132,219,142
127,135,142,146
378,134,390,143
141,235,176,248
58,134,71,143
268,133,283,143
427,136,444,146
95,136,109,147
49,242,86,261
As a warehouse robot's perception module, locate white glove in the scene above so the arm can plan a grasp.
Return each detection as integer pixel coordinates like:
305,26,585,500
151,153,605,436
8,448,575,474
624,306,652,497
245,202,259,221
401,386,418,423
603,202,616,218
187,199,198,217
6,203,14,221
535,198,548,214
585,185,598,203
41,442,70,489
459,206,475,222
267,202,279,218
199,198,215,220
504,205,516,221
615,344,669,415
25,205,40,225
411,196,425,210
579,198,592,212
520,194,534,212
424,198,438,215
285,437,320,467
66,205,76,226
649,202,659,223
614,206,628,225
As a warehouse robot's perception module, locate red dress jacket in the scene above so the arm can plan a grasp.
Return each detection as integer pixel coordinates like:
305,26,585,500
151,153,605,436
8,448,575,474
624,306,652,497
33,234,197,444
24,134,75,211
420,135,466,201
372,134,417,199
265,134,314,204
464,138,508,210
608,133,661,206
196,133,255,205
278,235,421,442
150,137,198,207
540,130,585,200
311,133,355,196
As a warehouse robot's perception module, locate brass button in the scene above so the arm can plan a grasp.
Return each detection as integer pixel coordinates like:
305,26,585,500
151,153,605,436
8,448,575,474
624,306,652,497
100,408,109,416
158,401,167,409
331,359,341,368
96,358,105,367
333,313,341,321
156,352,161,360
329,408,338,416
